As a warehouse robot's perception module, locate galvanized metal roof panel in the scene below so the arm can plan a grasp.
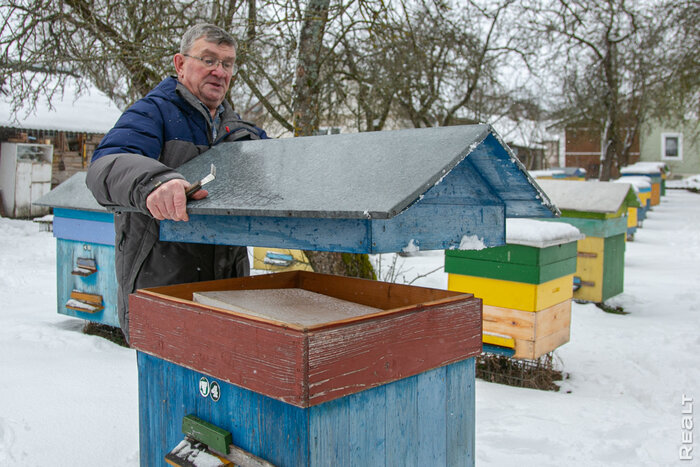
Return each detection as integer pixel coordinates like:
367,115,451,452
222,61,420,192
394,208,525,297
33,172,106,212
159,125,556,253
535,179,639,213
178,124,556,219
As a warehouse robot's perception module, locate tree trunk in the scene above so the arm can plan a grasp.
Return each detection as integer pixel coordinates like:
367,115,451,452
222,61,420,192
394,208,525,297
600,118,618,181
619,121,639,168
292,0,375,279
303,251,377,279
292,0,329,138
599,44,620,181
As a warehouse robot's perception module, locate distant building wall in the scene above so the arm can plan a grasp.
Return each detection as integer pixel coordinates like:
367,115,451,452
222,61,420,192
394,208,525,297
508,143,546,170
640,120,699,176
542,139,560,168
1,127,104,187
564,125,640,178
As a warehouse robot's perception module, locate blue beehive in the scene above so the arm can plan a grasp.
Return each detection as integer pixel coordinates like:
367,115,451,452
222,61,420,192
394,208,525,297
34,173,118,327
620,162,669,206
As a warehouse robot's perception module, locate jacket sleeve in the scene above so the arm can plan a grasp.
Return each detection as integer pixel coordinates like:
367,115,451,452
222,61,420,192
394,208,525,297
86,97,184,213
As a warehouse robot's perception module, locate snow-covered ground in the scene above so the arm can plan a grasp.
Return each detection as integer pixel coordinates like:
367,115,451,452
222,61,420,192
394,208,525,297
1,188,699,466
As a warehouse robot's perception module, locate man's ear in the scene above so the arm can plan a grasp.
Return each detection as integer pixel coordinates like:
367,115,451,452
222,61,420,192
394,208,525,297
173,54,185,78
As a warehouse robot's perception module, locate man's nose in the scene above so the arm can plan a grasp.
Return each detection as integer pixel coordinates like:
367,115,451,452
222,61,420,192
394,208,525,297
210,63,228,76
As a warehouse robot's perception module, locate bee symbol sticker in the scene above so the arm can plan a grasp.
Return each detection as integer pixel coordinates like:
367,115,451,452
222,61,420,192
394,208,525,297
198,377,210,398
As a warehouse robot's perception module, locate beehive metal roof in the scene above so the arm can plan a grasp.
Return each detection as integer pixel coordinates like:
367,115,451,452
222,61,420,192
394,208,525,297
161,124,558,253
34,172,106,212
179,124,556,219
535,179,640,214
34,125,559,253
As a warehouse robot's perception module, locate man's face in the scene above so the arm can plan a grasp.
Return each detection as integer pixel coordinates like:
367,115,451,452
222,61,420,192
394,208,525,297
174,37,236,115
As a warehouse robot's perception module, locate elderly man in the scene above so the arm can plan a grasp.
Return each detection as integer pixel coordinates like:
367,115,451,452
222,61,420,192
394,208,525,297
87,23,267,342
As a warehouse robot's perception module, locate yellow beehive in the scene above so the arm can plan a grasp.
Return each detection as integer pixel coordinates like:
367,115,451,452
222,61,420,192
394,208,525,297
572,235,626,302
637,190,651,210
627,206,638,230
448,273,574,312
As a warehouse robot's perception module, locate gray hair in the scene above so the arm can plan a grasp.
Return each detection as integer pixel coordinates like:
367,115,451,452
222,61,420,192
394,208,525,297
180,24,237,54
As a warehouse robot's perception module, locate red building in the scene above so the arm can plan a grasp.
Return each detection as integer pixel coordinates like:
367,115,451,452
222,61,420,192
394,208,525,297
564,125,640,179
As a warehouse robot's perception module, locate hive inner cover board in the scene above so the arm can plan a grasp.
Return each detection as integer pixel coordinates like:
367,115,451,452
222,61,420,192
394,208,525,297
192,288,382,328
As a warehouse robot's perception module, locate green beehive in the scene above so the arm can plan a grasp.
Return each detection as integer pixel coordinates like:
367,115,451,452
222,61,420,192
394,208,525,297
446,241,578,285
535,179,640,303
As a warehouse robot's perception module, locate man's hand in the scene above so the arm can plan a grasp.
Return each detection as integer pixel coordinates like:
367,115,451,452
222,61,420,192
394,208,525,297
146,179,208,221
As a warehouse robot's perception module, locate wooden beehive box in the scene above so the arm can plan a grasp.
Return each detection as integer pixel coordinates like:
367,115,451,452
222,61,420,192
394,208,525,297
530,167,587,181
252,246,313,272
535,179,640,303
445,241,579,285
33,172,119,327
620,162,666,206
446,219,583,359
481,300,573,360
78,125,558,466
535,179,640,222
129,270,482,408
617,175,652,223
614,177,648,238
445,220,580,312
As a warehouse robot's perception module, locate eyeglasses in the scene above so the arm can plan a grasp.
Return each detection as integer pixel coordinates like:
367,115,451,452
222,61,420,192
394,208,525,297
183,54,237,73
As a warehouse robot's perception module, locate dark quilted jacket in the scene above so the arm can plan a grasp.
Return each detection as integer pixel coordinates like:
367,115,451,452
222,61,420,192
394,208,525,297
86,77,267,342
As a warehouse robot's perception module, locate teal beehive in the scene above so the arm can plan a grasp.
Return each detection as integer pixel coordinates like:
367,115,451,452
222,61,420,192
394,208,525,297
34,172,118,327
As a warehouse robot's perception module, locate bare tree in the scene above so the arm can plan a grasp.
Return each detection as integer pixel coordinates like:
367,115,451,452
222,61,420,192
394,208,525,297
292,0,330,136
1,0,553,277
0,0,212,112
375,0,528,128
521,0,689,180
1,0,379,278
286,0,376,278
644,1,700,134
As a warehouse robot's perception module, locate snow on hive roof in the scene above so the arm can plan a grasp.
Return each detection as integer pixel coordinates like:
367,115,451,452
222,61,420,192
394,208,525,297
535,179,638,214
620,162,669,175
614,176,651,191
506,218,584,248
